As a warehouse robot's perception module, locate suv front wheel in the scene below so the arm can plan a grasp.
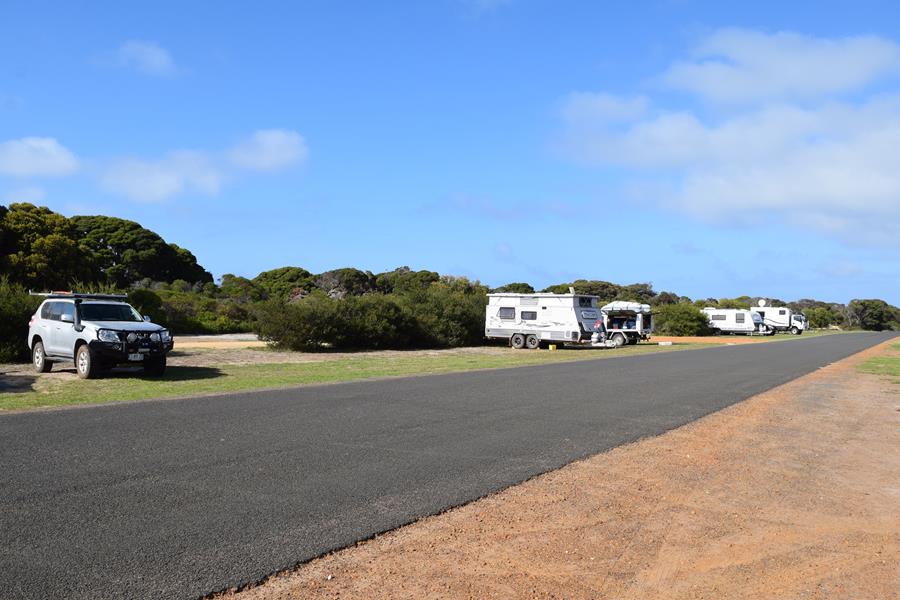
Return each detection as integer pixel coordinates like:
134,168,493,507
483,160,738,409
32,341,52,373
75,345,98,379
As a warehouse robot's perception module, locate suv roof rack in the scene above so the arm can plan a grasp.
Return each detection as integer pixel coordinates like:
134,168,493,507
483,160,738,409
29,291,129,301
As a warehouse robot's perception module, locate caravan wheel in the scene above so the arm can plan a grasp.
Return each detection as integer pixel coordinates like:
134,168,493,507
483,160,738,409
525,335,539,349
510,333,526,349
611,333,626,347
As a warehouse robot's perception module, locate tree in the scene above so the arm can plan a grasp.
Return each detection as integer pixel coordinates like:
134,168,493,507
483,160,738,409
653,291,680,305
718,297,751,309
315,268,376,298
2,203,87,289
618,283,656,303
847,299,900,331
375,266,440,294
253,266,316,300
805,307,835,329
493,282,535,294
653,303,711,336
71,215,212,286
541,280,623,301
219,274,263,302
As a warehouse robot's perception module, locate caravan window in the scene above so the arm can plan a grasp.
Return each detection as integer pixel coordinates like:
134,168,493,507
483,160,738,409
577,297,595,308
779,309,787,315
711,315,726,321
736,313,745,323
498,307,515,320
521,311,537,321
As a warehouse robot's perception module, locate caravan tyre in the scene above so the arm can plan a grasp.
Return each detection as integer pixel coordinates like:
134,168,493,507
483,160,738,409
612,333,626,347
525,335,539,349
510,333,526,349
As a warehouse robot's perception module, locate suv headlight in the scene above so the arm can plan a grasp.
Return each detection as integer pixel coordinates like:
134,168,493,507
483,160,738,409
97,329,119,343
160,329,171,342
149,332,160,342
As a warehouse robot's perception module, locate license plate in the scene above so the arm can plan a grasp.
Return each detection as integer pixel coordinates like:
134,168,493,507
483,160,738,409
128,353,144,361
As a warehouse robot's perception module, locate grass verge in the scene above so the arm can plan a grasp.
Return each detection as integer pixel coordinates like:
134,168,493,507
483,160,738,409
0,343,711,412
857,343,900,381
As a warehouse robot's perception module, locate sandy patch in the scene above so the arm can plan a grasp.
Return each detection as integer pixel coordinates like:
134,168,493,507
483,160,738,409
224,340,900,600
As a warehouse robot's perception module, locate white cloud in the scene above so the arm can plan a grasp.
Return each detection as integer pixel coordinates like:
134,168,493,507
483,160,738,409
558,29,900,246
0,137,78,177
98,129,307,201
117,41,177,76
228,129,308,171
561,93,649,125
3,186,45,203
101,151,221,202
663,28,900,103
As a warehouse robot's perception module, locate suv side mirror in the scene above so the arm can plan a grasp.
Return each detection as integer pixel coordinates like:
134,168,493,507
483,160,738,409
60,314,74,323
143,315,151,322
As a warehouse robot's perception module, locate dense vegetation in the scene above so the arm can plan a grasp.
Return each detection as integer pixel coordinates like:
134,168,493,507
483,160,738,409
2,201,899,361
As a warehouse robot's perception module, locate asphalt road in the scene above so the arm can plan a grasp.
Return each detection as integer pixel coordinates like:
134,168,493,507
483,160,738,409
0,332,893,599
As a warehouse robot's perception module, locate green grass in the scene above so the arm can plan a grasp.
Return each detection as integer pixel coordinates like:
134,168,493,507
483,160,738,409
858,344,900,381
0,342,712,412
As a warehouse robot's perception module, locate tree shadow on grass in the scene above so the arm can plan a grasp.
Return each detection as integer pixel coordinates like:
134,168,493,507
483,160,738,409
0,372,38,394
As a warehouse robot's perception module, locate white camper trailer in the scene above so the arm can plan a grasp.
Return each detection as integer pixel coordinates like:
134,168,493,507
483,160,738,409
750,301,807,334
703,307,768,335
600,301,653,346
485,293,611,349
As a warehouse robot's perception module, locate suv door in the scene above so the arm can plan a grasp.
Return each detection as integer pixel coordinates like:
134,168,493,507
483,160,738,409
49,302,76,358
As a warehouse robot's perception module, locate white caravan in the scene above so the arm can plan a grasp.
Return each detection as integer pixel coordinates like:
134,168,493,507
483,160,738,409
750,303,807,335
485,293,613,349
703,308,768,335
600,301,653,346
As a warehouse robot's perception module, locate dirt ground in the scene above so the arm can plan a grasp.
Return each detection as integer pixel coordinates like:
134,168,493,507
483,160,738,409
224,340,900,600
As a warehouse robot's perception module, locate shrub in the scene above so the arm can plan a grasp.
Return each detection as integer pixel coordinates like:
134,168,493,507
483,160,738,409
253,295,341,351
653,303,710,336
398,281,487,347
332,295,414,349
253,280,489,351
0,277,41,362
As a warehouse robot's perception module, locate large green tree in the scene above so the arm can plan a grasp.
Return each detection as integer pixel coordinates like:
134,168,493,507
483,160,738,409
847,299,899,331
1,203,88,289
71,215,211,287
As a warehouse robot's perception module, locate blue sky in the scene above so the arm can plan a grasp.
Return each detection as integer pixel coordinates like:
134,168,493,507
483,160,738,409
2,0,900,304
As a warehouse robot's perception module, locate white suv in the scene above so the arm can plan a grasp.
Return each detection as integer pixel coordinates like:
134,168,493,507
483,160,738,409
27,293,173,379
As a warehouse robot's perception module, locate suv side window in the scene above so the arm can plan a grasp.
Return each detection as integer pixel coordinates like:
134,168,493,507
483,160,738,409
46,302,63,321
41,302,53,320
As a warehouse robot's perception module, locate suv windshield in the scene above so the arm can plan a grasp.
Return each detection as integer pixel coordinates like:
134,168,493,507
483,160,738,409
80,303,143,322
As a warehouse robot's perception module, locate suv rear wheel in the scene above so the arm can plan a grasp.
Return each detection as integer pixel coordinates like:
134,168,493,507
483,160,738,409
75,344,98,379
32,341,52,373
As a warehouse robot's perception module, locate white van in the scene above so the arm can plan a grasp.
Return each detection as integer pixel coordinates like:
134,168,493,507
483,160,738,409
750,306,807,335
600,301,652,346
485,293,609,349
703,308,768,335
